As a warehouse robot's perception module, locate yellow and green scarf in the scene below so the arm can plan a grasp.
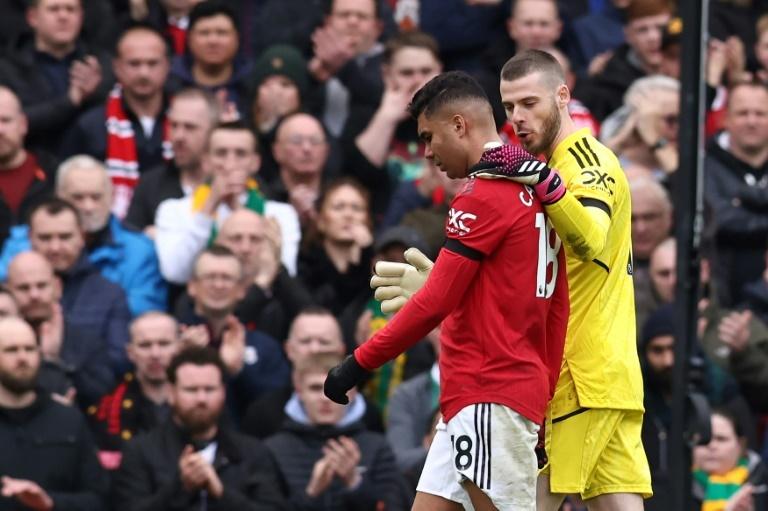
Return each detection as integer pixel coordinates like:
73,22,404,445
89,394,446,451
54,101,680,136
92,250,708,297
191,178,265,244
694,457,750,511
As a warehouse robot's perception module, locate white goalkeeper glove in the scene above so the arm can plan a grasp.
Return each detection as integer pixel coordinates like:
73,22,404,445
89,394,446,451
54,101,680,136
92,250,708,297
370,247,434,314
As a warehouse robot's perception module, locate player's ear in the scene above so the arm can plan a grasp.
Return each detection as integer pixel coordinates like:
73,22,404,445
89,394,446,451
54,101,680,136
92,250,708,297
557,83,570,108
452,114,467,138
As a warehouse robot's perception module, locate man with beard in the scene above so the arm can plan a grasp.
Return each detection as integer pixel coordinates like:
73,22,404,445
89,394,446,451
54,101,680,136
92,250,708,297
88,312,180,470
0,86,57,245
0,316,109,511
0,155,167,315
114,346,290,511
5,251,114,407
368,50,650,509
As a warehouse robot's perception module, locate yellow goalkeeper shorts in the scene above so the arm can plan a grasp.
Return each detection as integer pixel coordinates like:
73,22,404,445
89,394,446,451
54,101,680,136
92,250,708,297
540,367,652,500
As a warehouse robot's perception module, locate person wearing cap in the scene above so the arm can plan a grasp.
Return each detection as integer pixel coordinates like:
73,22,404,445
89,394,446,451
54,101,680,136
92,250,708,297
249,44,310,186
338,225,436,415
574,0,673,121
169,0,251,119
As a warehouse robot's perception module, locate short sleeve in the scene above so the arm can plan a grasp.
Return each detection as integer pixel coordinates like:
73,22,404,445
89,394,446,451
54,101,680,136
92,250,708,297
444,181,511,256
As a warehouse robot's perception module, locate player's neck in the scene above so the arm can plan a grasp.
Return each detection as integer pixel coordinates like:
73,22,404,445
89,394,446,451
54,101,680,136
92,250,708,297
546,115,578,160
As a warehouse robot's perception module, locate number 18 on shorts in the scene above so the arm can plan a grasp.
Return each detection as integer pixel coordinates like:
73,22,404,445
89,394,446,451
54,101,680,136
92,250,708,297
416,403,540,510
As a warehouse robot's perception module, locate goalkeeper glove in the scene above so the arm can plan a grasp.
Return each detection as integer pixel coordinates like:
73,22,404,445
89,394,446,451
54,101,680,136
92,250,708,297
324,354,369,405
370,247,434,314
472,144,566,205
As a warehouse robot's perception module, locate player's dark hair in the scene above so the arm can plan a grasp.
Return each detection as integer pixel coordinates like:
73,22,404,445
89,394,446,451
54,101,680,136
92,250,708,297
27,197,82,228
166,347,227,384
188,0,239,34
407,71,490,120
500,49,566,86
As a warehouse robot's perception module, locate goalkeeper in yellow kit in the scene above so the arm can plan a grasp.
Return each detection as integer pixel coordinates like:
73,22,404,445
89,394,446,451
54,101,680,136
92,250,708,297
372,50,651,510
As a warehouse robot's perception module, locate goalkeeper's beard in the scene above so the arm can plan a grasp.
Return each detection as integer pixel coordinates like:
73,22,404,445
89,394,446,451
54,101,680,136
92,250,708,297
523,99,561,156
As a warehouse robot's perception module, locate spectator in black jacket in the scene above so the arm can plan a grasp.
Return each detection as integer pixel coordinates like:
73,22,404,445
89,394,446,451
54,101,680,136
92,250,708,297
88,311,180,470
705,81,768,308
265,353,407,511
60,24,176,217
27,198,132,373
0,316,109,511
6,251,115,407
0,0,112,155
114,346,290,511
0,86,56,245
125,87,219,236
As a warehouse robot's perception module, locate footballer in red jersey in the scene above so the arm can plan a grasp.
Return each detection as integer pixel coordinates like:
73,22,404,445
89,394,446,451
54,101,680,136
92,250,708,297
324,71,568,511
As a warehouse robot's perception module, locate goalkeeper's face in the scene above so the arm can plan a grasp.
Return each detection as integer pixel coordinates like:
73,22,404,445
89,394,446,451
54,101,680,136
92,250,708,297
501,72,566,156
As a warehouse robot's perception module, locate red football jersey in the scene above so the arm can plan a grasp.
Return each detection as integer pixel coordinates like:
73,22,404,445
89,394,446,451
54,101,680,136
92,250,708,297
355,177,569,423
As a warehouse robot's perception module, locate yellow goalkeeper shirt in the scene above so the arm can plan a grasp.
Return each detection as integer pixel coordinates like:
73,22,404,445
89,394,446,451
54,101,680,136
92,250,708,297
546,128,644,411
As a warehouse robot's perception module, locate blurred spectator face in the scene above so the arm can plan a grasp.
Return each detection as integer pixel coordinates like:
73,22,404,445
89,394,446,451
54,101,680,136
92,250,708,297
0,88,28,168
285,313,345,364
0,318,41,395
57,164,112,233
650,240,676,302
385,47,442,97
188,252,245,318
327,0,382,54
0,292,19,319
217,210,265,279
207,127,259,197
273,114,329,177
693,414,744,476
187,13,238,67
29,208,85,273
507,0,561,52
624,13,670,71
500,71,566,155
27,0,83,50
644,334,673,386
756,29,768,73
127,314,179,386
630,181,672,260
297,371,348,425
255,76,301,123
169,362,226,435
725,84,768,156
114,29,170,101
6,253,61,325
318,184,369,244
169,95,214,170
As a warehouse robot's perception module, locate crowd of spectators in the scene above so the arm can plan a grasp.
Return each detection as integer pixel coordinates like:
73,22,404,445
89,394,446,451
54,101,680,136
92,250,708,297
2,0,768,509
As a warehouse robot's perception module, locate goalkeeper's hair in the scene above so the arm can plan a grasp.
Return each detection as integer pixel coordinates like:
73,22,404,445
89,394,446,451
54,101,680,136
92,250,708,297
407,71,491,120
501,49,566,88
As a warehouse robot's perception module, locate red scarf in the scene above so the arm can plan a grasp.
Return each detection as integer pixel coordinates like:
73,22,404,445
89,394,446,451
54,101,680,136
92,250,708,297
105,85,172,218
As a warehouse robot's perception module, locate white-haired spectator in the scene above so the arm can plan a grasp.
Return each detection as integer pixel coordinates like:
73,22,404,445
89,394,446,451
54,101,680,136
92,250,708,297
0,154,167,315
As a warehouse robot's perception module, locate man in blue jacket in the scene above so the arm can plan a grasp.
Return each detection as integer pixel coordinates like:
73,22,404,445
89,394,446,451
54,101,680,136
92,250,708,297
0,155,167,315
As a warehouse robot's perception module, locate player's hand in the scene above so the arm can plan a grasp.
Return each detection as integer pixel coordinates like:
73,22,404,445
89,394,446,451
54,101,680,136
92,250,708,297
474,144,565,204
370,248,434,314
324,355,369,405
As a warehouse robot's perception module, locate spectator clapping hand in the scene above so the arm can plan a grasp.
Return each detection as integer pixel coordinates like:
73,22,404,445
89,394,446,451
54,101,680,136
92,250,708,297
1,476,54,511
